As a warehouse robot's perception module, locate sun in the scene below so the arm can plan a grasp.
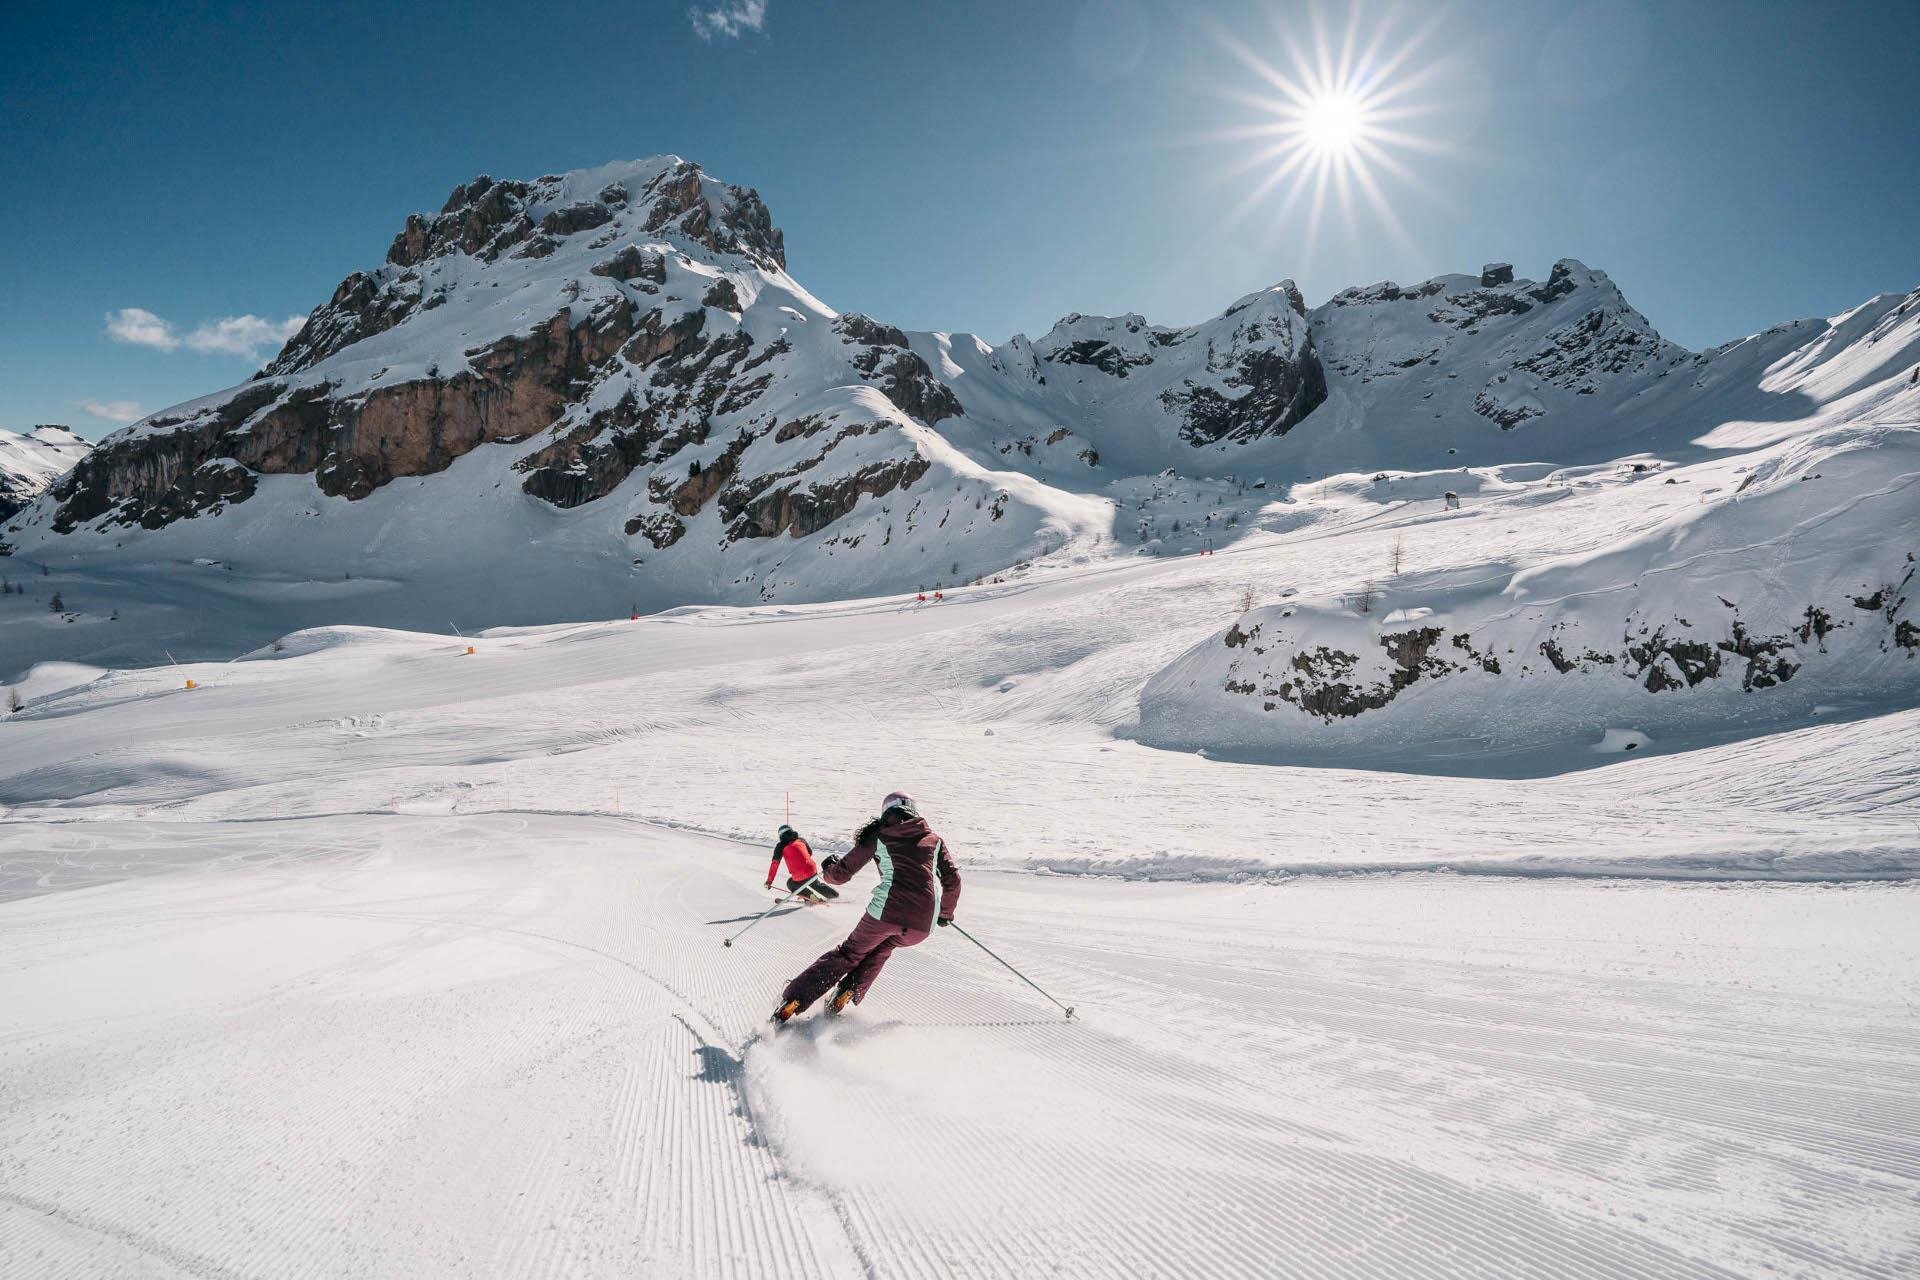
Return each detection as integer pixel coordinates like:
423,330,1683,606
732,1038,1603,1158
1198,5,1456,255
1301,91,1367,156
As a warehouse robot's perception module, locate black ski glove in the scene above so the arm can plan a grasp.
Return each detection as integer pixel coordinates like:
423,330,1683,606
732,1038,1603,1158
937,915,953,927
821,854,841,873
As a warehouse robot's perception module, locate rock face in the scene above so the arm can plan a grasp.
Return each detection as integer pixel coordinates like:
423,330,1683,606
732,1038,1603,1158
0,426,91,522
53,300,639,525
1034,283,1327,447
1207,601,1867,724
835,314,962,426
46,160,810,536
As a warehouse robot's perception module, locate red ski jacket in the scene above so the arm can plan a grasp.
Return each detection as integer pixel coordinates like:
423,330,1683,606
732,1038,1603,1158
768,835,820,885
823,815,961,931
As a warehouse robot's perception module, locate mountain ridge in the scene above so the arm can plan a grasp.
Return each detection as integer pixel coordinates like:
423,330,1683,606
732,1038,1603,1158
3,156,1915,673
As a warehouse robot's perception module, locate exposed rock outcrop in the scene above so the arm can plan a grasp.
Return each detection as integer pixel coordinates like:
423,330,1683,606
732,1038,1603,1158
1165,287,1325,445
53,302,637,525
591,245,666,285
1169,339,1328,445
835,315,962,426
723,454,930,541
1201,568,1914,727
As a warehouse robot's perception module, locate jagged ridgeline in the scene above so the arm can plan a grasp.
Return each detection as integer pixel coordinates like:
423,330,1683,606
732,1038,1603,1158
22,154,1712,576
3,155,1920,744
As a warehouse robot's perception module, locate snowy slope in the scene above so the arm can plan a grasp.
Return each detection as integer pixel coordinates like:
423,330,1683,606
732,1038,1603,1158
0,425,89,520
3,547,1918,1276
6,514,1917,864
4,818,1915,1279
1142,420,1920,768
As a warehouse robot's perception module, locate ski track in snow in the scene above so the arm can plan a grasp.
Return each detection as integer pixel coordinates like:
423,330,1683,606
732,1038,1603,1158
0,813,1916,1278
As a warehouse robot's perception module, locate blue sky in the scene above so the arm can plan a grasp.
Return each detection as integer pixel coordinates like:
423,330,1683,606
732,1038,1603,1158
3,0,1916,439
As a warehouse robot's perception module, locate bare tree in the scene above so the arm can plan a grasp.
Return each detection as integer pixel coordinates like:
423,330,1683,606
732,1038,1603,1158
1390,535,1406,577
1237,585,1257,614
5,687,21,714
1354,581,1378,614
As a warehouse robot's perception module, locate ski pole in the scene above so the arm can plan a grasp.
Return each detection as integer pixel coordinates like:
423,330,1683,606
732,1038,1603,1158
722,877,820,948
946,921,1076,1019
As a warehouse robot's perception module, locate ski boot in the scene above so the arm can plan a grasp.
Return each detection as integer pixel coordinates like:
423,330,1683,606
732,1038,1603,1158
771,999,802,1025
828,987,856,1015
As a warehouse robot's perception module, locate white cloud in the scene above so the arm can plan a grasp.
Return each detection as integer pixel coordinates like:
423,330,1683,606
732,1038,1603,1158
689,0,767,40
76,398,146,424
105,308,305,359
105,307,178,350
182,314,305,357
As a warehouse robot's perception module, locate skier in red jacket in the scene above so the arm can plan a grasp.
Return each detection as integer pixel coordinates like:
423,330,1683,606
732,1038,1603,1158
767,826,838,903
773,792,962,1022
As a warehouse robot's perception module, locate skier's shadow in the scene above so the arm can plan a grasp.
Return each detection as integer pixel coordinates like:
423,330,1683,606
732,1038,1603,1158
679,1017,771,1151
693,1043,742,1085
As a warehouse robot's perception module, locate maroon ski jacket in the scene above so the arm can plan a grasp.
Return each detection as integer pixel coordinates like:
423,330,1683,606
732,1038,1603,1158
822,815,961,931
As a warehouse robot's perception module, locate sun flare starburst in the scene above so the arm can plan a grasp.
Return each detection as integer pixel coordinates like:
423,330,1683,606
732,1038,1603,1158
1301,91,1366,156
1200,6,1459,256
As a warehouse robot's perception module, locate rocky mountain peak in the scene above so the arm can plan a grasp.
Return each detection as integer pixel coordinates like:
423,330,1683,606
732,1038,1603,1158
261,157,787,381
1306,257,1691,436
385,157,784,274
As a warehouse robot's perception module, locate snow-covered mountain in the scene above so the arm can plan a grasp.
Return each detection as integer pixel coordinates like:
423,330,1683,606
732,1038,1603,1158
1134,284,1920,767
3,155,1917,757
17,154,1909,599
8,159,1111,610
0,426,89,521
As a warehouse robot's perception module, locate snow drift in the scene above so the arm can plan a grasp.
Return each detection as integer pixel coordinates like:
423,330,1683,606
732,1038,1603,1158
1139,421,1920,771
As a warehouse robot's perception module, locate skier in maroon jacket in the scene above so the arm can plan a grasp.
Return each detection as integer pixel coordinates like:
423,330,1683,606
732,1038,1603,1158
773,792,962,1022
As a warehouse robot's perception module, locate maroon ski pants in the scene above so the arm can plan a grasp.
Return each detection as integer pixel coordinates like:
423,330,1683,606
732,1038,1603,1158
781,914,930,1010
